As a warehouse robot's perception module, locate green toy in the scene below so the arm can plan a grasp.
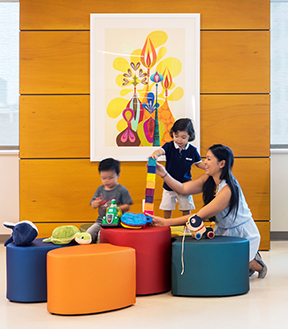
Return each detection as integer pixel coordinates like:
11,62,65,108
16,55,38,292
101,199,122,228
43,225,92,245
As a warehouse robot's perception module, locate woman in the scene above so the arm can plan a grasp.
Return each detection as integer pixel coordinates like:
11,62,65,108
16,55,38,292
151,144,267,278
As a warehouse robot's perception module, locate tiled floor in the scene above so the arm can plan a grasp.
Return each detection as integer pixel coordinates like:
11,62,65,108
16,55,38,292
0,241,287,329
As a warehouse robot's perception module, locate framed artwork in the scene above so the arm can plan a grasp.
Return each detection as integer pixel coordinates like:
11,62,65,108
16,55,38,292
90,13,200,161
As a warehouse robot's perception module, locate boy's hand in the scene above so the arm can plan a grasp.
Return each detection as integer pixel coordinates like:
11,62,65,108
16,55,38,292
150,152,158,160
149,149,163,159
91,197,103,209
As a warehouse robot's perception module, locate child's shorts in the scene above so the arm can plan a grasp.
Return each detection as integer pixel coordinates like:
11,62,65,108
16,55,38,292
159,189,195,211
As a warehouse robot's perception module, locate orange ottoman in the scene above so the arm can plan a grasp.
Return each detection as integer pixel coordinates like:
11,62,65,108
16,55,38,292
47,243,136,315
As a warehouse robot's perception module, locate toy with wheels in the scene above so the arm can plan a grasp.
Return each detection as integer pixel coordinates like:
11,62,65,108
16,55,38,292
101,199,122,228
186,215,214,240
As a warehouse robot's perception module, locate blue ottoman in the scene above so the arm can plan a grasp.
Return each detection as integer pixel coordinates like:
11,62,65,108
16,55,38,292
6,238,76,302
172,236,250,296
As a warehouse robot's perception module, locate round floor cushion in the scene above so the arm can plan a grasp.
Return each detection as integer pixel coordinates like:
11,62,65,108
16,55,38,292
172,235,250,296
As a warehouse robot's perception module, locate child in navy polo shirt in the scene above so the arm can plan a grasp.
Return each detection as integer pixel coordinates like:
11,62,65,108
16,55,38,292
150,118,205,218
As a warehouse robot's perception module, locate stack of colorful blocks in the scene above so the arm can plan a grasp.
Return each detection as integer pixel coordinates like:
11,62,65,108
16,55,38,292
144,158,157,216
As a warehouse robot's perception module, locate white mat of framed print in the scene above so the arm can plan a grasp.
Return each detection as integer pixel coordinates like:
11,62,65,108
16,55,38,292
90,13,200,161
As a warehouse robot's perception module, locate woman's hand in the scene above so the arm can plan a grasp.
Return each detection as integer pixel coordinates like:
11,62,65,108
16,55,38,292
147,213,191,227
150,215,169,227
155,162,167,178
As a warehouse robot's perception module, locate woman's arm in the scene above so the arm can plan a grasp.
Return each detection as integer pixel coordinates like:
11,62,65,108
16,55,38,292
196,185,231,220
152,185,232,227
156,162,208,195
152,214,191,226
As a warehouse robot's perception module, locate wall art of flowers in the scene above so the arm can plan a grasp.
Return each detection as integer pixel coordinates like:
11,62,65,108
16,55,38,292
105,29,185,147
90,14,200,161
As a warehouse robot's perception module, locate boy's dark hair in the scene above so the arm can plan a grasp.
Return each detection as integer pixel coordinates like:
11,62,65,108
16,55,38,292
98,158,120,175
169,118,195,141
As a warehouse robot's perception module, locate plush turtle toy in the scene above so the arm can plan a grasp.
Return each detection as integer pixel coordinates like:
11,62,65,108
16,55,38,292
43,225,92,245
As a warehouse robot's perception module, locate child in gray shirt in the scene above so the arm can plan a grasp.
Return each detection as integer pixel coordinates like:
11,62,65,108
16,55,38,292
87,158,133,242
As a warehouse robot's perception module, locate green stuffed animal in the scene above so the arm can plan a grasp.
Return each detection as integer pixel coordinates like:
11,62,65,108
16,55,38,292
43,225,91,245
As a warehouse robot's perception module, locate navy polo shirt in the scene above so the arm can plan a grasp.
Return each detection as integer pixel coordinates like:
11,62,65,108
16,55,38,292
162,141,202,191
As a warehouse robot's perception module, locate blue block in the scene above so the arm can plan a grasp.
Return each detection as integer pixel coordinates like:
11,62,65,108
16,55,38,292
147,165,156,174
148,158,157,167
6,238,76,302
172,236,250,296
145,195,154,203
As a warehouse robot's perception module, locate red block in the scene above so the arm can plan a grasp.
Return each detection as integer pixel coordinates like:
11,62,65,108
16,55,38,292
100,226,171,295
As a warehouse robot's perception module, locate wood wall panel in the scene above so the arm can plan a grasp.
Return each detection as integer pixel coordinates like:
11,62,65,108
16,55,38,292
190,158,270,221
234,159,270,221
19,94,269,158
20,158,268,223
20,160,150,223
21,158,270,249
200,95,270,157
20,32,90,94
19,0,270,249
34,222,94,239
20,95,90,158
20,31,269,95
20,0,270,30
201,31,270,93
256,222,270,250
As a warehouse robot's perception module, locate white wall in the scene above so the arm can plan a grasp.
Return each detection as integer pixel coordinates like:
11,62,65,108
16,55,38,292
271,150,288,231
271,0,288,146
0,152,19,234
270,1,288,233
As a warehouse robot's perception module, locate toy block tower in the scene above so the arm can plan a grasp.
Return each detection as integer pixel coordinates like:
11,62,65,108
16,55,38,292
144,158,157,216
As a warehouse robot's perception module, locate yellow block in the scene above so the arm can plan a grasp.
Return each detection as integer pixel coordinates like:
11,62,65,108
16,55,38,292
146,173,156,182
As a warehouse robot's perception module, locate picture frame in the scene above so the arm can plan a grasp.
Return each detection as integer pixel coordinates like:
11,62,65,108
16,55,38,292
90,13,200,161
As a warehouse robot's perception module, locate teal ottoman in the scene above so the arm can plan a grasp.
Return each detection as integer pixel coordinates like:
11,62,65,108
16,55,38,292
172,235,250,296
